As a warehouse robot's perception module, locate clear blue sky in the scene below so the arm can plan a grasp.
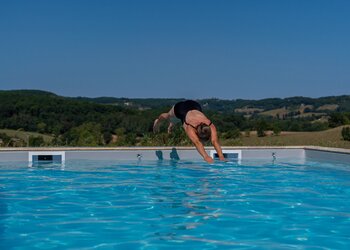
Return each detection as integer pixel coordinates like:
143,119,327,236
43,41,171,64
1,0,349,99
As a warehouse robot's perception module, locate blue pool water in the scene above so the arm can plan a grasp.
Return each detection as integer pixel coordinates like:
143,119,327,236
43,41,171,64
0,159,350,249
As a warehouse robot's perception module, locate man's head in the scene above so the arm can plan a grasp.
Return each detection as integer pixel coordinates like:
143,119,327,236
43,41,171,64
197,123,211,142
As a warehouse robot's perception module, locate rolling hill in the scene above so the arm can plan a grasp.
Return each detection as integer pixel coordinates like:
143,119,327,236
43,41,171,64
1,89,350,147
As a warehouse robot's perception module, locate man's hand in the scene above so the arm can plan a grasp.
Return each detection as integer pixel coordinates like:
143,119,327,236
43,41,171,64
219,156,228,162
204,156,214,164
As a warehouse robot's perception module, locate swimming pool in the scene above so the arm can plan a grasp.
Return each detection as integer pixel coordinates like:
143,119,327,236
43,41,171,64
1,158,349,249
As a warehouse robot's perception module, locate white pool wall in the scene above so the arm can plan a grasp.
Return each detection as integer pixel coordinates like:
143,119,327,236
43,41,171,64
0,146,350,162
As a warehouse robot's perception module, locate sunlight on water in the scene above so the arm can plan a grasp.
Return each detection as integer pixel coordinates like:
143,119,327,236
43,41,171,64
0,159,350,249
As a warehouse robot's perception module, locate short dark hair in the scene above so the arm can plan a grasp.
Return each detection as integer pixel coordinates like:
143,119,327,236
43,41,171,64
197,123,211,142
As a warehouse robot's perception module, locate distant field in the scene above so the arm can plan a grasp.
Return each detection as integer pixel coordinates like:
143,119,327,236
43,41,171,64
234,106,264,114
316,104,339,111
260,107,289,117
223,126,350,149
299,104,313,113
0,129,53,143
259,104,331,118
293,112,326,118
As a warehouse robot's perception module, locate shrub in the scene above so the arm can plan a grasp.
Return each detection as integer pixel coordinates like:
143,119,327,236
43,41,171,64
28,136,45,147
103,131,113,145
257,127,265,137
329,113,350,128
341,127,350,141
256,120,268,137
64,122,103,146
223,127,241,140
0,133,11,146
273,125,281,136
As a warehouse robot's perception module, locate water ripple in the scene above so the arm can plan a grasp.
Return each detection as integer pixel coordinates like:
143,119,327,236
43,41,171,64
1,159,350,249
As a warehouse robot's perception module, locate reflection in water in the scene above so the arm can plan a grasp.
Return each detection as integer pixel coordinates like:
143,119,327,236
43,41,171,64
150,161,224,241
28,162,65,171
1,159,349,249
0,191,8,248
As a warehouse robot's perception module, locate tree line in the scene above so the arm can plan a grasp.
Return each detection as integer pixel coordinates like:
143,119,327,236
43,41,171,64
1,90,350,147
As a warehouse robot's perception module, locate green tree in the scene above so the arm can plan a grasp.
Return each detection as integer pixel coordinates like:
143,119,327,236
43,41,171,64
37,122,47,133
65,122,103,146
256,120,268,137
341,127,350,141
103,131,113,145
273,125,281,136
329,113,350,128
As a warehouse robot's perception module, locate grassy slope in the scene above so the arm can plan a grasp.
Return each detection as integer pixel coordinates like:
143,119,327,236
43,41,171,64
223,126,350,149
259,107,289,117
1,127,349,149
0,129,53,143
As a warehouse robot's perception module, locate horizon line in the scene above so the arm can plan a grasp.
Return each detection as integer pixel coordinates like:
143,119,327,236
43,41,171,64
1,88,350,101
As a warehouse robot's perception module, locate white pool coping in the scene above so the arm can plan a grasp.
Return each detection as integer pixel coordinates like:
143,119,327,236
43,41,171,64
0,146,350,163
0,145,349,152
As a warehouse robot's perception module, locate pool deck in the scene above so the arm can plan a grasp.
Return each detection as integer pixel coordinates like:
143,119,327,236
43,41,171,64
0,146,350,162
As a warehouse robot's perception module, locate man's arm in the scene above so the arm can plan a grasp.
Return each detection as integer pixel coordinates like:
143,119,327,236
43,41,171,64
186,127,214,163
210,124,226,161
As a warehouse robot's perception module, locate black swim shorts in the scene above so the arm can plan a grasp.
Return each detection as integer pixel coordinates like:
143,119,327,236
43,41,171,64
173,100,202,124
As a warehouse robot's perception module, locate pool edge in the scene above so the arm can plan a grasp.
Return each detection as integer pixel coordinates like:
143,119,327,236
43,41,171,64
0,146,349,162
